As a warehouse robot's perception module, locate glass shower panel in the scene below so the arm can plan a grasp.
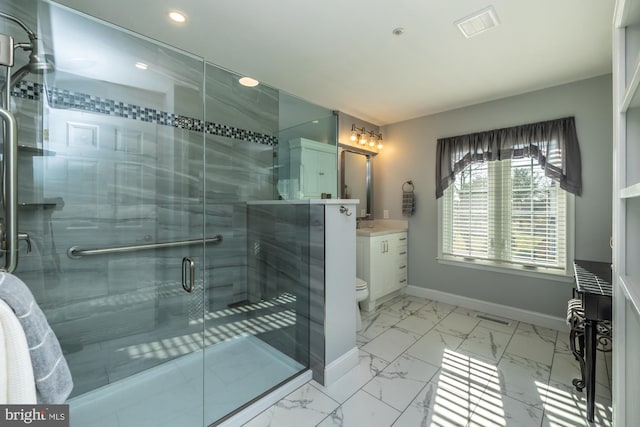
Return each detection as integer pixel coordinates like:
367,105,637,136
276,94,338,200
202,63,312,424
5,2,206,426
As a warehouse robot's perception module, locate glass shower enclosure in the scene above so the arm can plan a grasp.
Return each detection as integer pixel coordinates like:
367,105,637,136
0,1,337,425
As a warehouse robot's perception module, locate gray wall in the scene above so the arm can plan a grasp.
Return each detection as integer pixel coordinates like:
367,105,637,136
377,75,613,318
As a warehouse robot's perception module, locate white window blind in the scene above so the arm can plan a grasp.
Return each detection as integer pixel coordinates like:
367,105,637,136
442,157,567,273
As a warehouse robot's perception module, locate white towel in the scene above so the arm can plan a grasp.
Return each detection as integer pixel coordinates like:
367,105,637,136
0,298,37,403
0,273,73,403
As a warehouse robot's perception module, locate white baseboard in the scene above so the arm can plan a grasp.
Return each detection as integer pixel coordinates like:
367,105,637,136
323,346,359,386
219,370,312,427
406,285,569,332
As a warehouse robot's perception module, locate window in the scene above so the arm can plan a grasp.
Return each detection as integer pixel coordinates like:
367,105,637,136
441,157,569,275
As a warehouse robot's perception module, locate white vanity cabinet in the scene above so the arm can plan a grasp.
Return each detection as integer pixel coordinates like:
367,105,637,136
357,230,408,312
288,138,337,199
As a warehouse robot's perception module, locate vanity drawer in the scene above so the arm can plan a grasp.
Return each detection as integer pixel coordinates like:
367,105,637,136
397,244,407,256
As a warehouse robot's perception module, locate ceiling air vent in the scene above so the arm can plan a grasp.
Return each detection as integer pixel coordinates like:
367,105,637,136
455,6,500,39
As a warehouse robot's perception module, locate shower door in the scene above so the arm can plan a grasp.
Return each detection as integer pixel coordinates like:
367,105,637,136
6,2,210,426
42,108,208,427
5,2,316,426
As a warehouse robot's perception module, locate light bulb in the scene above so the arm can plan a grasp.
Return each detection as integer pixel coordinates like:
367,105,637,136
377,142,384,149
168,11,187,23
350,133,357,142
359,135,367,145
369,140,376,147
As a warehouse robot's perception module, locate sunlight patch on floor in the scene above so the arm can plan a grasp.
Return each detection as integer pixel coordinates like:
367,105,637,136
430,349,502,426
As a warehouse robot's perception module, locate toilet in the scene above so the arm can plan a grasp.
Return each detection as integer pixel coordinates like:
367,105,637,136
355,277,369,331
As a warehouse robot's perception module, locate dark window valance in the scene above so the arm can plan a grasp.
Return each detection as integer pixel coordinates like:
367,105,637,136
435,116,582,198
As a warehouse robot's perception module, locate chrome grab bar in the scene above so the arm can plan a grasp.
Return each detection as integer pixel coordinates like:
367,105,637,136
0,105,18,273
67,235,223,259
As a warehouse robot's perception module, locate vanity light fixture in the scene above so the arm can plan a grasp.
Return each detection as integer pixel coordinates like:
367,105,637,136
168,10,187,24
368,131,377,147
349,124,383,150
239,76,259,87
350,124,359,141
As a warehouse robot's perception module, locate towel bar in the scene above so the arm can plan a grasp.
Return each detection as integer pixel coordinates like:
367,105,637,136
68,235,223,258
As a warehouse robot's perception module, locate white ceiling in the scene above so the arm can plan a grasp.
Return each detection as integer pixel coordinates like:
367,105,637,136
53,0,614,125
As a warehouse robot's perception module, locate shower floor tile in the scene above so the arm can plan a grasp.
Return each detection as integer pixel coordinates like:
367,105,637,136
69,335,303,427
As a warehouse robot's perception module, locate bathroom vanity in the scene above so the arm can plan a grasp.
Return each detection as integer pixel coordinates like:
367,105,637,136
356,220,408,312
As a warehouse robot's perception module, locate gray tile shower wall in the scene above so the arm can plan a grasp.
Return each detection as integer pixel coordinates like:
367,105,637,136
11,80,279,146
246,202,312,365
309,204,327,385
11,66,281,394
205,64,279,137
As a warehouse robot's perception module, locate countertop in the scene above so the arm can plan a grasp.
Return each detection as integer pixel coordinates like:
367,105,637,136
356,220,408,237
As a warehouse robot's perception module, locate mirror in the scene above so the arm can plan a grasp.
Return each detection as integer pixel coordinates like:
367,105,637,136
341,149,372,218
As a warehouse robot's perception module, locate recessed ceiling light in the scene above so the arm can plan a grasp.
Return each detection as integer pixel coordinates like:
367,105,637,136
392,27,405,36
239,77,259,87
312,120,319,124
135,62,148,70
455,6,500,39
168,10,187,24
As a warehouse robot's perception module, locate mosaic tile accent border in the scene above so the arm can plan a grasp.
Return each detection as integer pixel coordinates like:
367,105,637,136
11,81,279,146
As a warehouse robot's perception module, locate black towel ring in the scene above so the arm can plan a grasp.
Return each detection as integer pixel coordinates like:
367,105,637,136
402,180,414,192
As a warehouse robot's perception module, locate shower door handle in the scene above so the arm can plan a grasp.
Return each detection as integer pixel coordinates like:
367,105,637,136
181,257,195,293
0,106,18,273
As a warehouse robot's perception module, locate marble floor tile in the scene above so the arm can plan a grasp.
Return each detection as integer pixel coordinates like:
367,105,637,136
541,380,613,427
603,350,612,390
393,365,486,427
555,331,573,355
415,300,456,321
549,352,581,387
358,312,401,341
453,307,519,334
362,353,439,411
505,329,556,366
516,322,558,341
102,293,613,427
380,299,428,320
401,295,434,305
393,314,438,336
457,326,512,362
243,383,339,427
595,351,611,399
549,352,611,401
477,316,519,335
488,352,551,410
470,388,544,427
317,390,400,427
311,350,388,404
361,327,422,362
452,306,483,317
356,333,370,347
434,312,481,339
405,329,464,367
